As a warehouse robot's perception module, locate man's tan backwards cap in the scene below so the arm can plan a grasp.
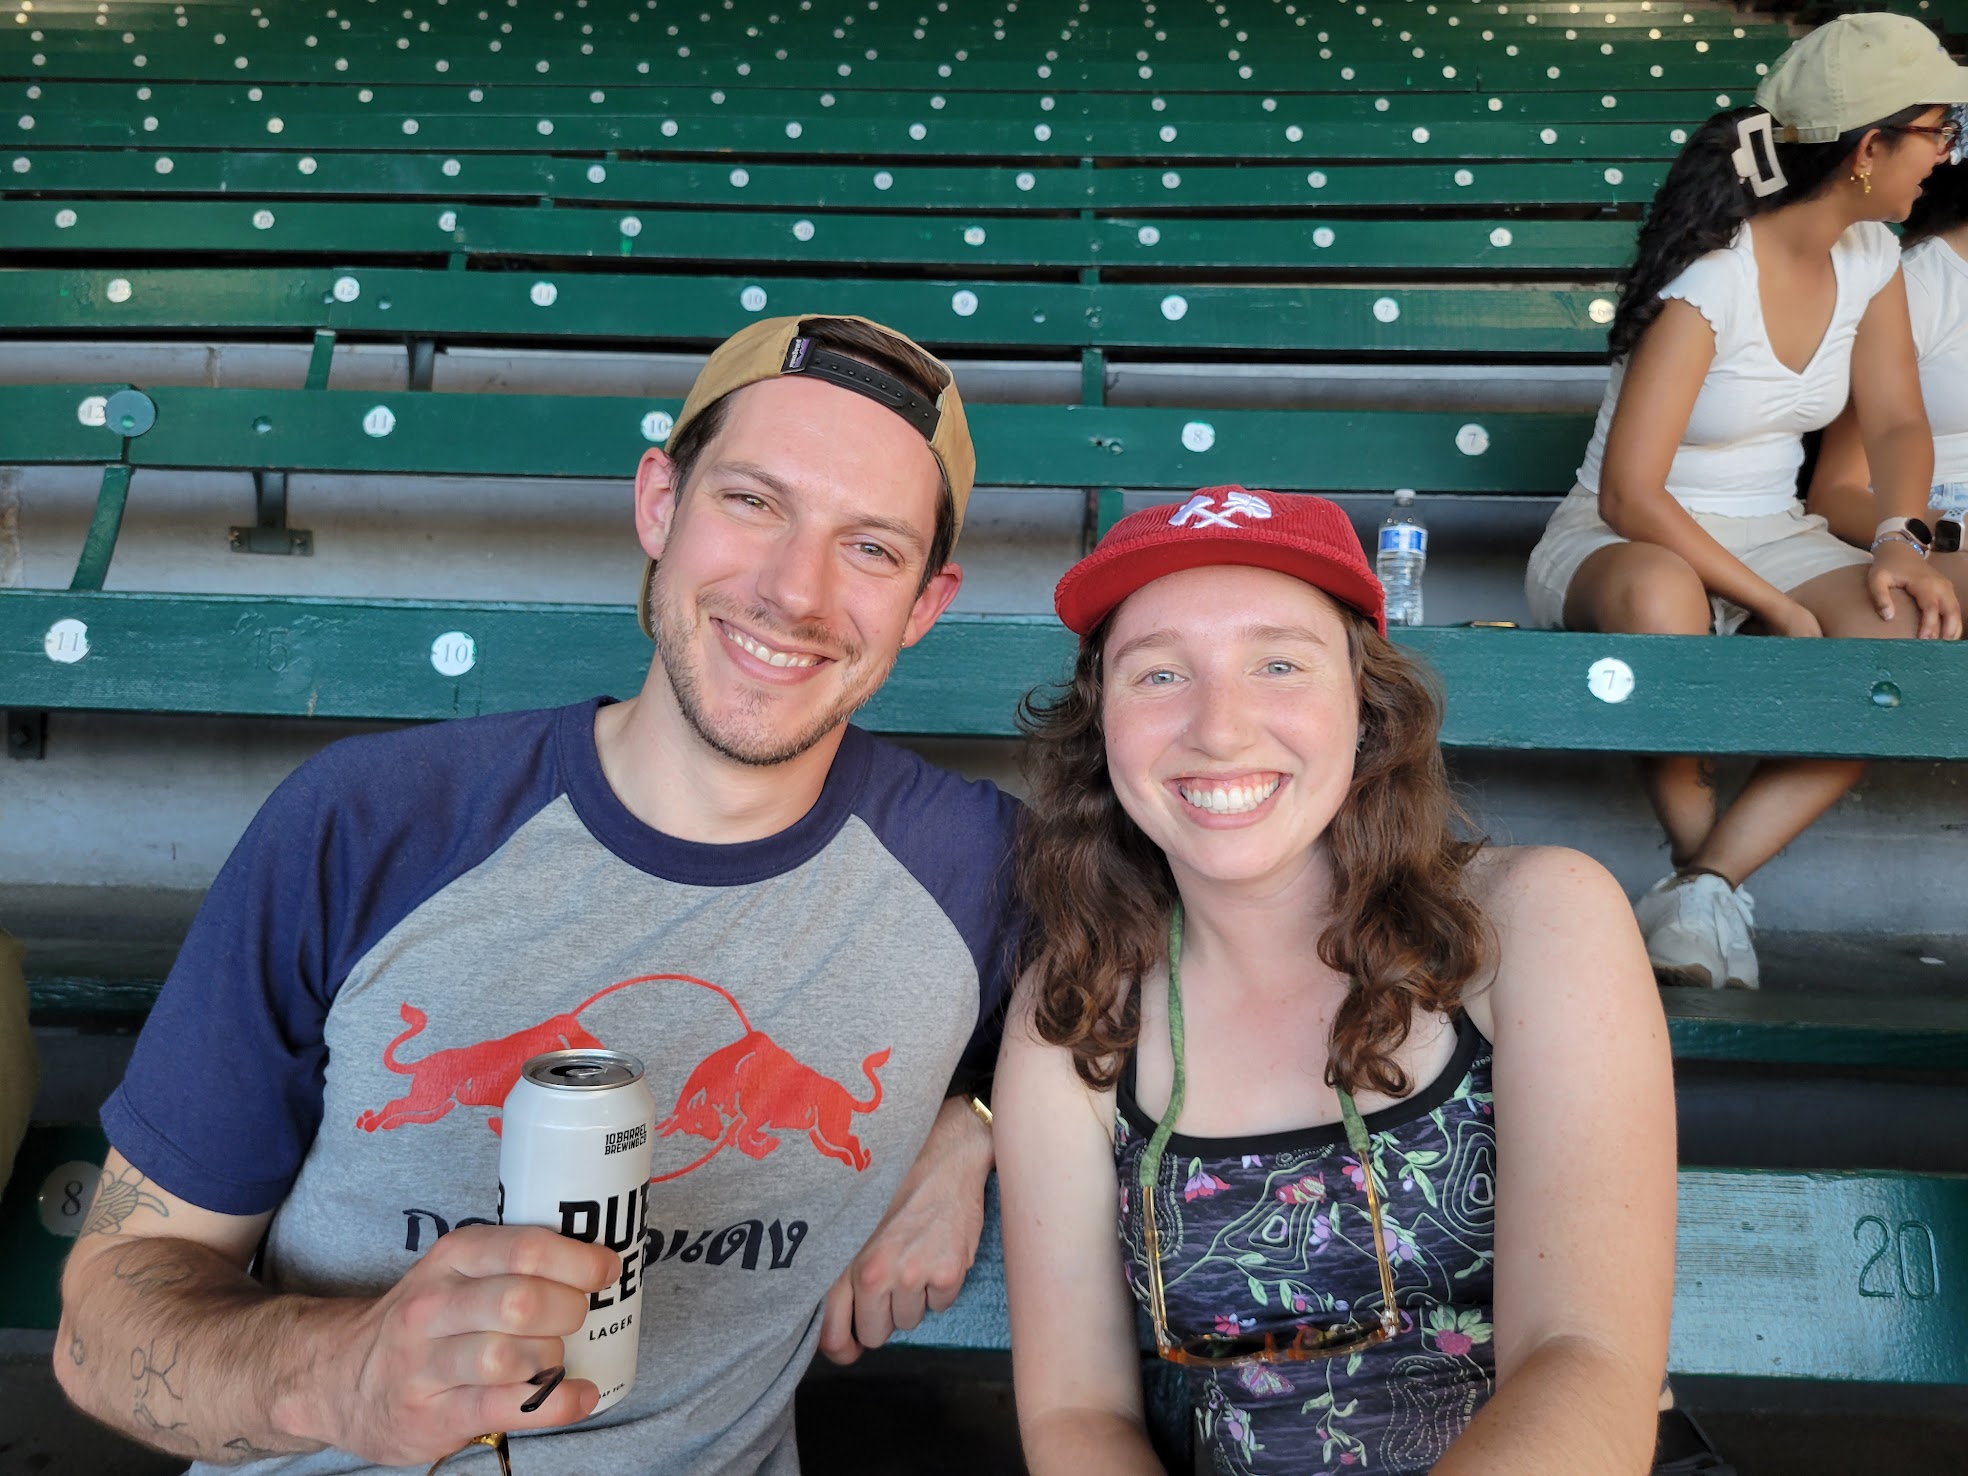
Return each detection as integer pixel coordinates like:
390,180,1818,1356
636,314,975,638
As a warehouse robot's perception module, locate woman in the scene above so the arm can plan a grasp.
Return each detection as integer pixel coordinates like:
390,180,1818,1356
1523,14,1968,992
1809,146,1968,601
997,490,1675,1476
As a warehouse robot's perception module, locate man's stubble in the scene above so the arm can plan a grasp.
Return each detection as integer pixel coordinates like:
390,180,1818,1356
647,567,899,768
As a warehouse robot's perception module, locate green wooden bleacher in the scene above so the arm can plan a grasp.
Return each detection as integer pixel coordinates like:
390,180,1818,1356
4,0,1965,1428
1,0,1960,1059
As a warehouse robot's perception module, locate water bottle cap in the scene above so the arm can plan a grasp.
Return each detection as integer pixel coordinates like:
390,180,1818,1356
1393,488,1416,505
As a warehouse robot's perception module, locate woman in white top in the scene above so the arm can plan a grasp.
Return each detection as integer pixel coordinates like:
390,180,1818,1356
1523,15,1967,993
1810,152,1968,602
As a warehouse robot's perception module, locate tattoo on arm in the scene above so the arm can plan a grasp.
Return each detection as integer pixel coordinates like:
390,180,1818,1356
106,1242,196,1295
223,1436,284,1458
69,1332,85,1366
81,1166,171,1237
1694,757,1717,792
128,1338,198,1452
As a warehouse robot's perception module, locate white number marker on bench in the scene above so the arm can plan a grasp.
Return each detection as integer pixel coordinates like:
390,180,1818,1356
38,1161,102,1237
1588,657,1636,705
44,619,90,664
431,632,477,678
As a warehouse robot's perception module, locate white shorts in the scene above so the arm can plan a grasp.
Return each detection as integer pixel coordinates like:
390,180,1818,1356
1524,486,1871,635
1931,481,1968,518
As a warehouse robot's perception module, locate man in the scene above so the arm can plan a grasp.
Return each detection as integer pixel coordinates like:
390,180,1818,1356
54,315,1018,1474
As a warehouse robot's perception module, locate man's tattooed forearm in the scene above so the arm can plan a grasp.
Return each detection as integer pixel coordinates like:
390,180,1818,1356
81,1166,170,1237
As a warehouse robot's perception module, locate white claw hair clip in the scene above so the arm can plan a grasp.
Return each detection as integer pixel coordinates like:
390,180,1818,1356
1731,111,1788,198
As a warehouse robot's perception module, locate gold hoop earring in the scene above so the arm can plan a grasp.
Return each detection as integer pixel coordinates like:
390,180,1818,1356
1852,167,1873,195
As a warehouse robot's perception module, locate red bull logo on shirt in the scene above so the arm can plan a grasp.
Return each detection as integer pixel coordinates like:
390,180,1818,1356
353,972,890,1179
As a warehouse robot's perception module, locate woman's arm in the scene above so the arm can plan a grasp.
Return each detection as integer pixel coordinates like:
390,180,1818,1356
997,978,1164,1476
1845,271,1959,637
1598,301,1815,634
1848,272,1936,524
1442,848,1677,1476
1804,400,1881,546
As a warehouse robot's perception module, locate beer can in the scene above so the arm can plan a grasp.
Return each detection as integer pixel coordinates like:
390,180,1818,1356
499,1049,655,1414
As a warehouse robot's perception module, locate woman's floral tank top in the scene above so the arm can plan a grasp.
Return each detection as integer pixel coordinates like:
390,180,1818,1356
1114,1013,1498,1476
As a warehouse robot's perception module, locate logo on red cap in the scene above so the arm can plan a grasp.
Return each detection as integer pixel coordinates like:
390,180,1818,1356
1168,491,1273,529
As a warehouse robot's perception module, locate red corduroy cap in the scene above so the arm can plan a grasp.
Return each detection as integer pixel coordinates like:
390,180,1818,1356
1054,488,1386,638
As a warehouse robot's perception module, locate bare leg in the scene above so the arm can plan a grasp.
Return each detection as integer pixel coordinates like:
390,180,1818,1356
1682,757,1864,887
1685,565,1914,885
1563,543,1718,863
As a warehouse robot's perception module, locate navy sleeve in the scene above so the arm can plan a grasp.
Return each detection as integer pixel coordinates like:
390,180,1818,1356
102,705,577,1215
851,735,1027,1097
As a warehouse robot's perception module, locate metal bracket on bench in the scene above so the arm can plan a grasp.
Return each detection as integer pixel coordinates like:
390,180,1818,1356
408,338,436,391
1086,488,1126,548
230,470,313,556
1077,340,1122,550
305,329,337,392
69,463,134,592
5,710,47,761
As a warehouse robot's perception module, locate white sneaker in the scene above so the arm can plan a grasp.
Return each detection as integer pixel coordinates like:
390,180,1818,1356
1715,882,1758,991
1633,872,1734,989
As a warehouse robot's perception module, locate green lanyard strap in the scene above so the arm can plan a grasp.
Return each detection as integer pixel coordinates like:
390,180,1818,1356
1138,902,1376,1192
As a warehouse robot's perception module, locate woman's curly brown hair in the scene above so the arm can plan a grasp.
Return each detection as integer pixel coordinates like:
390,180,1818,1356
1015,604,1489,1098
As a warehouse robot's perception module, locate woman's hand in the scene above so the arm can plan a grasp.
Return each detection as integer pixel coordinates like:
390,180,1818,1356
1867,541,1964,639
1754,597,1824,639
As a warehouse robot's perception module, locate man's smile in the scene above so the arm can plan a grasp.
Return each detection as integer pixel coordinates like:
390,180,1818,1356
714,617,830,672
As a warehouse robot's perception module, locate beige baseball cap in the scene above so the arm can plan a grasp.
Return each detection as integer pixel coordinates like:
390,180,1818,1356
636,314,975,637
1757,13,1968,144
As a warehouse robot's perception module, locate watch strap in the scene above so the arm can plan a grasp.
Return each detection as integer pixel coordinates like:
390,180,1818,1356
1874,515,1933,550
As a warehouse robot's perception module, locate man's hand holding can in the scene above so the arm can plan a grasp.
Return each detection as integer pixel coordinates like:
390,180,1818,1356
285,1223,621,1468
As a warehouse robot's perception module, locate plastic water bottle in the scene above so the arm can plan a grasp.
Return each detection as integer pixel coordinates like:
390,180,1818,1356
1377,489,1428,627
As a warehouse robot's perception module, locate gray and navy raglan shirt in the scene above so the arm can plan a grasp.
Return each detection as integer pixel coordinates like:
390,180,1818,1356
102,698,1021,1476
